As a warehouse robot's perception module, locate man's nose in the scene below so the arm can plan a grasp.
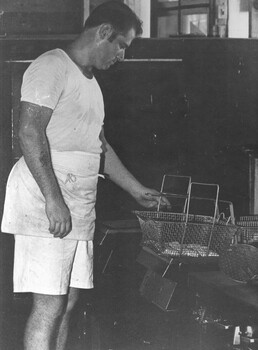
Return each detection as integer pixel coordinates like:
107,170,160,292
116,49,125,62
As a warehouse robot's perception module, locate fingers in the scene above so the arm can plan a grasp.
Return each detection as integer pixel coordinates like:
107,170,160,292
144,192,161,203
141,191,172,210
58,220,72,238
144,196,161,209
46,200,72,238
52,222,61,237
160,196,172,209
48,217,56,235
49,218,72,238
146,200,158,208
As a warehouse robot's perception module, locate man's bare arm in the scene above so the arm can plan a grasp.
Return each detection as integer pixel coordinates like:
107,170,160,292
19,101,72,237
100,128,169,208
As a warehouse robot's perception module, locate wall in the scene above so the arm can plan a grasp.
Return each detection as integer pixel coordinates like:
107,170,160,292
95,38,258,220
0,0,84,35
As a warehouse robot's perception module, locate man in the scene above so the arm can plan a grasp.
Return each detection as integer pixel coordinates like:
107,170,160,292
1,2,167,350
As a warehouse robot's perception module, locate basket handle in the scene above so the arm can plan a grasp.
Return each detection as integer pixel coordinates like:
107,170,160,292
177,182,219,256
185,182,220,225
217,200,235,224
157,174,192,212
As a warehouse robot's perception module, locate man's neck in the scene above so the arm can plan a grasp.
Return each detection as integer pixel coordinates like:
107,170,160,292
65,46,93,79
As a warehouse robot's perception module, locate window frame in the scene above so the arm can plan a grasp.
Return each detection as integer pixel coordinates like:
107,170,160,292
151,0,215,37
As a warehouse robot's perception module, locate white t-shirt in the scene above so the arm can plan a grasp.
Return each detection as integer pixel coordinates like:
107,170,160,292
21,48,105,154
1,49,105,240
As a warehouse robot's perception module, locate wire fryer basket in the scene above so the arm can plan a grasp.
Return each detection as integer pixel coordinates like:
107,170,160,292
134,210,238,260
134,177,238,262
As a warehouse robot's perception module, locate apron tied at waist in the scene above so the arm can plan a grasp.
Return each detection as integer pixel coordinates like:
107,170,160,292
1,150,101,241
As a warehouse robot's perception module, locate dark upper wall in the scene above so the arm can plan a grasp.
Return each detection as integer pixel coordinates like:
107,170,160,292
95,39,258,219
0,0,83,35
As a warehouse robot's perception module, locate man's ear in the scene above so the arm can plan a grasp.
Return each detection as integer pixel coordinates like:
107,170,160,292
98,23,114,40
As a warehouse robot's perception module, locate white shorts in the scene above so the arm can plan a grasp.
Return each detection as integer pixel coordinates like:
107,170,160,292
13,235,94,295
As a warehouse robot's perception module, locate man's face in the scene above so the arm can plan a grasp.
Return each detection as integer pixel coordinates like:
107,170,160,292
95,27,136,70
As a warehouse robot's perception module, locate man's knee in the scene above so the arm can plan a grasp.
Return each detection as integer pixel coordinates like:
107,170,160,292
66,288,80,314
32,293,67,321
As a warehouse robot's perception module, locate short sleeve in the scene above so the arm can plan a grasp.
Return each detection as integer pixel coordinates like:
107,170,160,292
21,51,66,109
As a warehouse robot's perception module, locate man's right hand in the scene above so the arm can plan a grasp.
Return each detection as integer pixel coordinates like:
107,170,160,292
45,197,72,238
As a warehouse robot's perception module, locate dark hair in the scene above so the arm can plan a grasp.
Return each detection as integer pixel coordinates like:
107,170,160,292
84,1,143,37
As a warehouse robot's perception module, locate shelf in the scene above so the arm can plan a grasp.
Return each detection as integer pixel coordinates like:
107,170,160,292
0,34,77,41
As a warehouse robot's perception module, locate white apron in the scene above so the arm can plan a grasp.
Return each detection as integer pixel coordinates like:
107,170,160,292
1,150,100,240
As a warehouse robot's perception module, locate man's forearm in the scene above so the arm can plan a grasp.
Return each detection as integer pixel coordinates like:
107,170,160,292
20,131,62,201
19,102,62,201
18,101,72,237
101,132,169,209
103,142,143,197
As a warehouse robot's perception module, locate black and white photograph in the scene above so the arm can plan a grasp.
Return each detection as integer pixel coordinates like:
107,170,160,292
0,1,258,349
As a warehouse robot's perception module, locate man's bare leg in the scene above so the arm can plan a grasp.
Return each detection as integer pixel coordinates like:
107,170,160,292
56,287,80,350
24,293,66,350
